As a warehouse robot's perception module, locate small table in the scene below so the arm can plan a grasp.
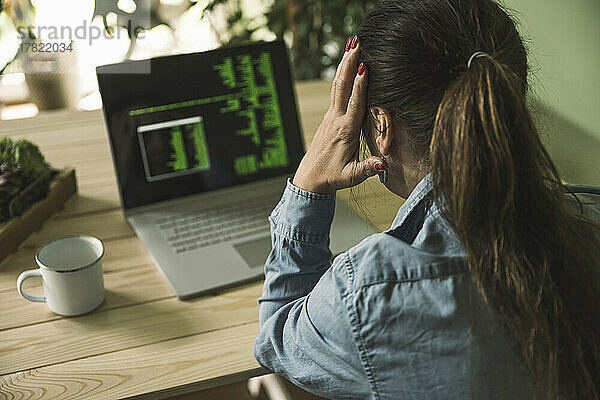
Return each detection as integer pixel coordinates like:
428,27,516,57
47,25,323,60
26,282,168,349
0,79,403,399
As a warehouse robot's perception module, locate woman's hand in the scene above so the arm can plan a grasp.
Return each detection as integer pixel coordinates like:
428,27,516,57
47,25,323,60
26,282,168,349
292,36,385,194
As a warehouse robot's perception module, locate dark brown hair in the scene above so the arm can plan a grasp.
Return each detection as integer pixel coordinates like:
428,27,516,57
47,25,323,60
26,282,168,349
357,0,600,398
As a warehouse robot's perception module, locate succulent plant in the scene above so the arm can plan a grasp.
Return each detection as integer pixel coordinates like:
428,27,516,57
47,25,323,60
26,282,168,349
0,137,54,223
0,161,14,189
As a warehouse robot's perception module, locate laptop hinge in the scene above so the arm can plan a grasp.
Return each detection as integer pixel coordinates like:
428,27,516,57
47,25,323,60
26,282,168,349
124,174,291,217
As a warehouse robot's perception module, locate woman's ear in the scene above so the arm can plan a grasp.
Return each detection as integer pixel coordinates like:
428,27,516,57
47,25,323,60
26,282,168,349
370,106,395,156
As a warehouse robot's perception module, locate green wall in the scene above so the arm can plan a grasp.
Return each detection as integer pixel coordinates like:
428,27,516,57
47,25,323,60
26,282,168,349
501,0,600,185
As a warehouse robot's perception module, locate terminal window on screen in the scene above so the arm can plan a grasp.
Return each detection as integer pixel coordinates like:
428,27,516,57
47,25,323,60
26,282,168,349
128,51,291,183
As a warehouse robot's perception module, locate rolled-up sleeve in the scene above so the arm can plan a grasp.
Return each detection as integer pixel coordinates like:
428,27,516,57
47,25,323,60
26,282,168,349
254,179,370,399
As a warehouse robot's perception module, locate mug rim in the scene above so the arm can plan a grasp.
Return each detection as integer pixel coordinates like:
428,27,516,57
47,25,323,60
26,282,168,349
35,235,105,273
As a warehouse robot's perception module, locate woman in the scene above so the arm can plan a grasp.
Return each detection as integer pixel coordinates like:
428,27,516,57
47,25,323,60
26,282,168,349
254,0,600,398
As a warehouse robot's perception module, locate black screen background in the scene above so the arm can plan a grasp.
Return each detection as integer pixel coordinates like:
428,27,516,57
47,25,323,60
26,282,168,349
97,40,305,209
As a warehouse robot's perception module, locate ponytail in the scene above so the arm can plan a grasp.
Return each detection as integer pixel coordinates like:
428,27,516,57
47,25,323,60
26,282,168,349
356,0,600,396
431,57,600,398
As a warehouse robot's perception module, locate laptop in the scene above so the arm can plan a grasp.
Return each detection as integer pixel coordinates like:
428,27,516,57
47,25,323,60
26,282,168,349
96,39,375,299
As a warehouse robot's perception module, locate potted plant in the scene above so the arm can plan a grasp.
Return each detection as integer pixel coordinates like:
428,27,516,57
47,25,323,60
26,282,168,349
93,0,194,59
0,137,77,263
197,0,379,80
0,137,55,223
0,0,35,76
0,0,81,110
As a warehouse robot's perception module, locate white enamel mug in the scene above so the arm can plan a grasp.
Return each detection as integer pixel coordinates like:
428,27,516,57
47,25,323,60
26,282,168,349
17,235,105,316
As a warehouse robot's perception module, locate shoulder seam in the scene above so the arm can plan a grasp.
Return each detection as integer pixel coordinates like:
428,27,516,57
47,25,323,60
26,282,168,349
352,268,470,293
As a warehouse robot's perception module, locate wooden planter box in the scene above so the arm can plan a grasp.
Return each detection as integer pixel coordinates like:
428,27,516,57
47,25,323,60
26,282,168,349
0,168,77,264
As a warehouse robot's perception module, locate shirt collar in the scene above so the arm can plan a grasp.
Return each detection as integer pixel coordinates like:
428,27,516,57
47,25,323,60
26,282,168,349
388,173,433,231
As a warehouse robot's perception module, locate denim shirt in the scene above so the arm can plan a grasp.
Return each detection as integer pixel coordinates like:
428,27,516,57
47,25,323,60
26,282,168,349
254,175,599,399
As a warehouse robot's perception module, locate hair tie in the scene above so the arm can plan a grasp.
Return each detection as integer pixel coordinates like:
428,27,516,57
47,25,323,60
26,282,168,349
467,51,492,68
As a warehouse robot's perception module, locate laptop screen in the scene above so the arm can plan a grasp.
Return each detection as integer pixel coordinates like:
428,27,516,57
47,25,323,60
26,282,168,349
97,40,305,210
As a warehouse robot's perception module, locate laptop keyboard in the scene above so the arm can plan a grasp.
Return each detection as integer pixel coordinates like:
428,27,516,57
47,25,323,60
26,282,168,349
155,192,279,254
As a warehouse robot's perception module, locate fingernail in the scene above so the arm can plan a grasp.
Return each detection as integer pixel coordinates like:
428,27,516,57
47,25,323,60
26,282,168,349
351,35,358,49
345,37,352,51
375,162,385,171
357,62,366,75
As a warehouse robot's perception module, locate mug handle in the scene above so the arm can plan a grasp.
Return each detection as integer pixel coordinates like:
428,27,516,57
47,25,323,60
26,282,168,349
17,270,46,302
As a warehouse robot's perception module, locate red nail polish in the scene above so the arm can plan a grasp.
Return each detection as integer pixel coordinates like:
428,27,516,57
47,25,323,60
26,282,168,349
357,62,366,75
345,37,352,51
351,35,358,49
375,162,384,171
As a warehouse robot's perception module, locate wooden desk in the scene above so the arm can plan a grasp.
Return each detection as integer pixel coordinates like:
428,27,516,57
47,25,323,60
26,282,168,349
0,80,403,399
